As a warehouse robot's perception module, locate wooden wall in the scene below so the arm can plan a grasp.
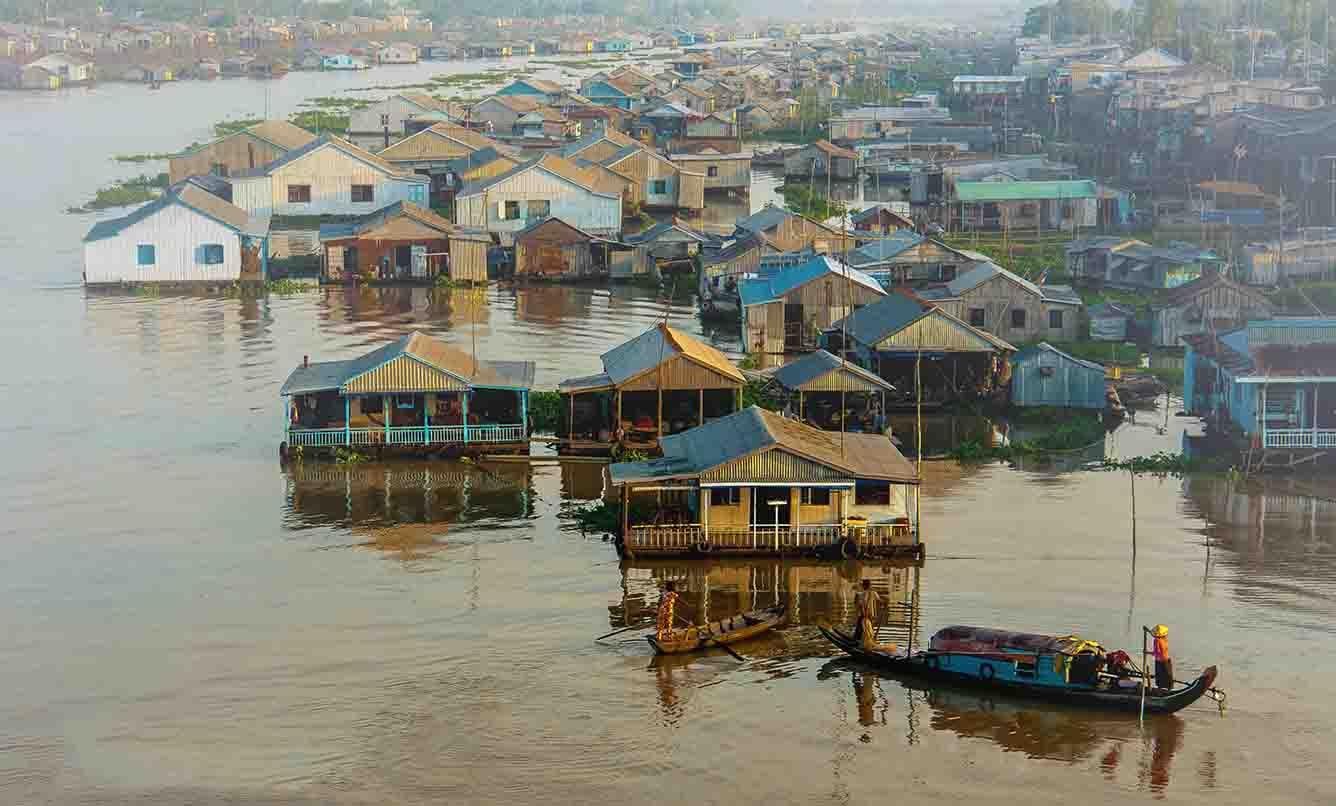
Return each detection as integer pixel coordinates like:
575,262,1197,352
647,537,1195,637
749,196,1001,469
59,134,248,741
454,168,621,235
230,145,427,218
448,238,489,283
84,202,244,284
168,132,286,184
938,274,1080,343
1153,286,1273,348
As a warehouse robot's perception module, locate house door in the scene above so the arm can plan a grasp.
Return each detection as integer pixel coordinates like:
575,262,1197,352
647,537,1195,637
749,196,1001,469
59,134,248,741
395,245,412,276
784,303,805,350
751,488,791,527
343,247,358,277
411,245,428,279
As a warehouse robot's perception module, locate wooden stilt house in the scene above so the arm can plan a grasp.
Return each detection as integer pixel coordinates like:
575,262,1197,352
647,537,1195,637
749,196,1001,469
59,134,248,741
556,323,745,454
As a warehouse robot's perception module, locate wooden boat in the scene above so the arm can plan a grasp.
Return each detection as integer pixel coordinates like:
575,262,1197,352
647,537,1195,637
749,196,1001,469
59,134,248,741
819,624,1220,715
648,603,786,655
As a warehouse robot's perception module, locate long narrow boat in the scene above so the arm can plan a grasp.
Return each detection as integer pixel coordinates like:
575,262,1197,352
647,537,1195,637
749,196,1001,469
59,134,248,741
819,624,1220,715
648,604,787,655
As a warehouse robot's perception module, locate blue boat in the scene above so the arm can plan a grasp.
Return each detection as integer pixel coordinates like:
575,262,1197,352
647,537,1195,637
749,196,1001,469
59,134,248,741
820,624,1220,715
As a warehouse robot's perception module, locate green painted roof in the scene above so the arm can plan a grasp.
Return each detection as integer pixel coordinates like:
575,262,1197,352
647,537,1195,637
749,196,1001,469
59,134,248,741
955,180,1097,202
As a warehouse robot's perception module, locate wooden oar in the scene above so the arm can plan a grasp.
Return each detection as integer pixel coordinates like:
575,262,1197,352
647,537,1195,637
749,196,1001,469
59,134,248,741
675,613,746,662
595,623,650,642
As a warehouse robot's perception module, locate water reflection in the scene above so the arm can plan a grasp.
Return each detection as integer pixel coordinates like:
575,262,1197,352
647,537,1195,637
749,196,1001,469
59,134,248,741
283,460,535,556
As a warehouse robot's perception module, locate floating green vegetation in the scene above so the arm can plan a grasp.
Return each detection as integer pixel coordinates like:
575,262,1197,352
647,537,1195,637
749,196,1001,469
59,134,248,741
67,173,169,213
948,414,1107,462
114,151,179,163
1101,452,1213,476
214,117,264,137
289,110,349,133
333,446,369,465
302,95,372,110
265,278,315,295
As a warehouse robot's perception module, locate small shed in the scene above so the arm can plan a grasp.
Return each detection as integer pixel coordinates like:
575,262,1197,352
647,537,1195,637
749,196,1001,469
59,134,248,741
1010,342,1106,410
513,217,597,280
448,228,491,283
770,349,895,433
1087,302,1135,342
319,202,453,283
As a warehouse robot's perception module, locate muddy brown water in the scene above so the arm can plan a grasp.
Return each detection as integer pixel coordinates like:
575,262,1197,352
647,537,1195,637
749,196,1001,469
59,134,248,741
3,66,1336,805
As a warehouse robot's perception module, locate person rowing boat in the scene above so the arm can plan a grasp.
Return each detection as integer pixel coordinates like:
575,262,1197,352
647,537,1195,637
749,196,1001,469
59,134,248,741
656,580,691,641
852,579,896,652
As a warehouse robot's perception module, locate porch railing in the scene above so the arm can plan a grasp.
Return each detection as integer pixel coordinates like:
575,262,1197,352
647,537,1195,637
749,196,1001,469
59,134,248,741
287,423,526,448
625,523,914,554
1264,429,1336,449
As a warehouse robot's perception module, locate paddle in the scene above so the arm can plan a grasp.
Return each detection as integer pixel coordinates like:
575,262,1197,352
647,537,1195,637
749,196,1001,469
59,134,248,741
595,623,650,642
675,613,746,662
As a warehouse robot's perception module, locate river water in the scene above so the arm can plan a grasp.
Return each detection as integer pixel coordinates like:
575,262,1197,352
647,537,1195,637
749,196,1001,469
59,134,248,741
3,63,1336,805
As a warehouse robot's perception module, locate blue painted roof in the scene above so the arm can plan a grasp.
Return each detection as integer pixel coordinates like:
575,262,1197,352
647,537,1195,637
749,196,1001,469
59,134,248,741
1012,342,1105,372
735,204,793,235
770,349,895,392
845,231,924,267
828,291,1016,352
738,255,885,308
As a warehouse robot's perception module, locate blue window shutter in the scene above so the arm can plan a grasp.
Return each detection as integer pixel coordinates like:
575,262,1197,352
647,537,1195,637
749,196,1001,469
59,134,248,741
137,244,155,265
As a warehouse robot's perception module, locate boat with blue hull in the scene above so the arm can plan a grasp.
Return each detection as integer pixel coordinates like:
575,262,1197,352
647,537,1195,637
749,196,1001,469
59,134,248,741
819,624,1220,715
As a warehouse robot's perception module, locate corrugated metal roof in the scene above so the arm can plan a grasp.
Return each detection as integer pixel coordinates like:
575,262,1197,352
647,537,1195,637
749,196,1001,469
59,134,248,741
845,231,924,267
557,371,614,393
735,203,792,235
278,331,534,395
458,152,611,199
737,255,885,308
1012,341,1106,372
84,185,265,242
379,123,497,160
623,221,708,245
318,201,453,242
830,291,1016,353
247,120,318,151
955,180,1097,202
770,349,895,392
598,323,744,387
609,406,918,485
240,134,426,181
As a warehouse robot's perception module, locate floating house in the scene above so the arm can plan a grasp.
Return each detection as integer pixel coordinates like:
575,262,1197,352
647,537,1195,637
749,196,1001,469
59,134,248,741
83,185,269,286
916,262,1083,344
1010,342,1107,410
823,291,1016,407
668,150,752,192
1088,301,1136,342
1183,318,1336,452
168,120,316,184
768,349,896,433
512,216,598,280
843,231,973,286
734,204,840,253
1150,272,1273,348
740,255,886,355
348,93,465,150
318,202,454,283
615,220,709,281
556,323,744,454
280,331,534,455
1066,237,1223,291
453,153,622,238
851,204,914,234
953,180,1098,232
321,53,367,71
229,135,429,219
608,406,919,558
784,140,860,180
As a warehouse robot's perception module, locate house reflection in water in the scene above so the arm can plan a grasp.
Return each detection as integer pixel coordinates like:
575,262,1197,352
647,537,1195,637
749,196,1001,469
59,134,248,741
283,460,534,556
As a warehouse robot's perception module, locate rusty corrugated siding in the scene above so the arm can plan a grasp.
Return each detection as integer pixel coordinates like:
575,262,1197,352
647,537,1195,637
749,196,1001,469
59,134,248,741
701,448,848,483
799,367,886,393
618,355,742,391
344,354,470,393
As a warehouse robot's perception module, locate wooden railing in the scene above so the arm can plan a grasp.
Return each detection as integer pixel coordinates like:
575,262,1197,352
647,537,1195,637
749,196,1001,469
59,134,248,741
1265,429,1336,449
625,522,915,554
287,423,526,448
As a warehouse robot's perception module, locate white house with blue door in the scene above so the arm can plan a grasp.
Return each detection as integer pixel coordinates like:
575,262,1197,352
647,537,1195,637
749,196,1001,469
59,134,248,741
280,331,536,454
83,185,269,285
1184,318,1336,450
230,135,429,219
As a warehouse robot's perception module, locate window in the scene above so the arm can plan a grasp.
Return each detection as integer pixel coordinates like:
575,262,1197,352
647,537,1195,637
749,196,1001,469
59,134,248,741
707,165,719,177
210,162,228,177
526,200,550,219
651,179,668,194
136,244,156,265
199,243,225,265
968,307,986,327
1011,308,1027,329
1049,309,1064,329
854,480,891,506
941,266,957,281
287,184,311,203
1015,659,1037,678
710,487,741,506
361,396,383,414
351,184,374,203
801,488,831,506
504,200,521,220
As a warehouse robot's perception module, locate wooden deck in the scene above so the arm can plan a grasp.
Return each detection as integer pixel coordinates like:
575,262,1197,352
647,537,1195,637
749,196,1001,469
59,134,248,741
622,523,918,558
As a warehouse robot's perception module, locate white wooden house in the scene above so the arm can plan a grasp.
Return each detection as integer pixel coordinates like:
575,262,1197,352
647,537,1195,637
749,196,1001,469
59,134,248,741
347,93,463,149
377,43,419,64
230,135,429,219
453,153,621,238
83,185,269,285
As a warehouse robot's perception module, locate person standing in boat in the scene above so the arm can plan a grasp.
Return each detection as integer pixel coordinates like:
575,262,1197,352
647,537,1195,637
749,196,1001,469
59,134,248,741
1152,624,1174,690
852,580,881,650
656,581,683,641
